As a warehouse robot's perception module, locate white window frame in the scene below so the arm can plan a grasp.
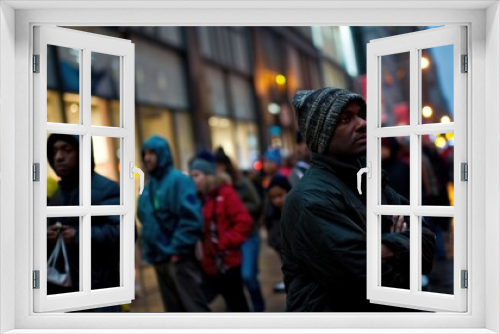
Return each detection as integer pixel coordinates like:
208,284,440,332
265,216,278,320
1,1,499,333
366,26,468,312
33,25,136,313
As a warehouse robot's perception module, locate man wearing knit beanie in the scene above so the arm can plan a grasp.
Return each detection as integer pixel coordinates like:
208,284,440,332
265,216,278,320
280,87,436,312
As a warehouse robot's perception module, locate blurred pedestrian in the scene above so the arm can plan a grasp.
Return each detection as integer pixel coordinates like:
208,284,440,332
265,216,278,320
214,147,265,312
288,131,311,187
264,174,292,293
262,148,282,189
137,136,210,312
46,134,121,312
189,158,252,312
281,87,436,312
381,137,410,200
422,138,452,260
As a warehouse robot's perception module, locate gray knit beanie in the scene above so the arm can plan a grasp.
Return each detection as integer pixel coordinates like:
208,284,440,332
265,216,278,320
189,158,215,175
292,87,366,154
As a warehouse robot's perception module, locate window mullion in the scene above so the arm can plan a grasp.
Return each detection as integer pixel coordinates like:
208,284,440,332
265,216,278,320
409,47,420,294
82,47,92,295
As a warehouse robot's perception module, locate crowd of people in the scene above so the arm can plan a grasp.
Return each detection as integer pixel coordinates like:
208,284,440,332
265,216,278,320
46,86,452,313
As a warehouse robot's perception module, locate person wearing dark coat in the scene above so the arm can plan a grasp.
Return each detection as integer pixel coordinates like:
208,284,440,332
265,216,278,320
281,87,436,312
264,174,292,255
46,134,121,312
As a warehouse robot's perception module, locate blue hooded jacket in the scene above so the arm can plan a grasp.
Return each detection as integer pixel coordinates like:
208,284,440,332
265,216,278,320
137,136,204,264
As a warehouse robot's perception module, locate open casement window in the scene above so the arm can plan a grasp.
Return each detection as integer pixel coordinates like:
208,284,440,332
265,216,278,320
33,26,141,312
364,26,467,312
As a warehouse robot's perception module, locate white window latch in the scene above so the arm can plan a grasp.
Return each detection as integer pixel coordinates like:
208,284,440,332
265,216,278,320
129,162,145,194
357,162,371,195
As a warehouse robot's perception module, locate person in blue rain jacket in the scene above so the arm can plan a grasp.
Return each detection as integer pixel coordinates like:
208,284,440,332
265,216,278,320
137,135,210,312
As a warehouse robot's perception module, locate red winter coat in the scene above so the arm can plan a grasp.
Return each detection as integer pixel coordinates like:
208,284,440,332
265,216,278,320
201,183,253,275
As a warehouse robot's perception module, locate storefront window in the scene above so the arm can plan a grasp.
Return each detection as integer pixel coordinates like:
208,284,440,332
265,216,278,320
139,107,179,168
157,27,184,48
206,66,229,116
209,116,236,161
135,40,189,109
174,112,196,172
229,75,255,121
47,91,64,123
235,121,259,171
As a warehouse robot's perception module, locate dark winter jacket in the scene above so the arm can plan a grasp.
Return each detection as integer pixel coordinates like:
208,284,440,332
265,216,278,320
281,153,436,312
137,136,204,264
201,183,253,275
47,134,121,292
264,205,282,254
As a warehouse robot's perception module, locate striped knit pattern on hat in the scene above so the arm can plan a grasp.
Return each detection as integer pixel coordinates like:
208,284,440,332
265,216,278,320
292,87,366,155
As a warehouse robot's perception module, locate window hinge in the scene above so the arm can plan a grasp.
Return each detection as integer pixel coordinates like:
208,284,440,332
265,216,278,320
33,270,40,289
461,162,468,181
461,54,468,73
33,163,40,182
461,270,468,289
33,54,40,73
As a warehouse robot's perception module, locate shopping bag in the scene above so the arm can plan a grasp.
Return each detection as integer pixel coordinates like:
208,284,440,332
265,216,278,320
47,235,72,287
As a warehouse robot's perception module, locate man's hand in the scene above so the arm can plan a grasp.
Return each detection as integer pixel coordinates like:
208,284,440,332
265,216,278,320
381,216,408,260
60,225,77,245
170,255,181,263
381,244,394,260
390,215,408,233
47,225,60,244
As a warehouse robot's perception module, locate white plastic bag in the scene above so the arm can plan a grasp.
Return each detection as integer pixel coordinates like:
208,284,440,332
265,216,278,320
47,235,72,287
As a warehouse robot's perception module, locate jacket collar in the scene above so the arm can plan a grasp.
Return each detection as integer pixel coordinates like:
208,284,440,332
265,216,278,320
311,153,389,191
311,153,364,175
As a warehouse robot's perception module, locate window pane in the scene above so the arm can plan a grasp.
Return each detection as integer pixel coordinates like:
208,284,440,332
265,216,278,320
421,134,454,206
47,133,81,206
381,215,409,290
381,52,410,127
206,66,229,116
231,30,251,73
47,216,81,295
135,40,188,108
381,136,410,203
91,136,121,205
198,26,213,59
91,52,120,127
229,75,255,121
157,27,184,47
91,215,121,290
421,45,454,124
422,216,454,295
47,45,80,124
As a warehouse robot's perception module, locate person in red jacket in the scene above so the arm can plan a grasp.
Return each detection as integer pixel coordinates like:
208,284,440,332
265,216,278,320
189,157,253,312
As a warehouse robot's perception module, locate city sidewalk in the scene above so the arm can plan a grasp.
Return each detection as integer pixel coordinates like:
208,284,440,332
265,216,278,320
129,228,286,312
